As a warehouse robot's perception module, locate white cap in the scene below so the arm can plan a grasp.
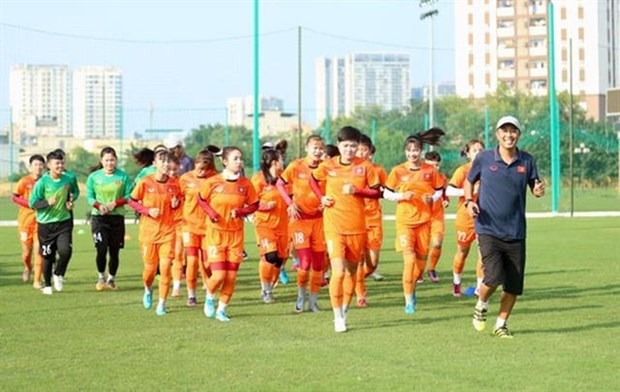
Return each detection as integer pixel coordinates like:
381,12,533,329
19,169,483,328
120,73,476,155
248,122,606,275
165,135,183,148
496,116,522,132
262,141,274,149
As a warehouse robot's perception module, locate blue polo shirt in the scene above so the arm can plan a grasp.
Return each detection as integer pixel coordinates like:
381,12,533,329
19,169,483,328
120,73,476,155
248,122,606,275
468,147,539,240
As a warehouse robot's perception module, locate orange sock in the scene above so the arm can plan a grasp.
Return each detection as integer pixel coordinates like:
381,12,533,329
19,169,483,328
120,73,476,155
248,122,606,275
402,253,415,297
220,271,238,304
158,258,173,299
429,247,441,270
297,268,309,289
207,269,226,295
329,269,344,309
453,251,466,275
355,265,367,298
186,255,198,290
143,260,158,288
343,268,357,308
259,258,275,285
309,269,323,294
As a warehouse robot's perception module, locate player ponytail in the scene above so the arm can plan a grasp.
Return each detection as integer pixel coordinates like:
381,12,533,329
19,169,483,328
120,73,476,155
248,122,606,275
260,148,282,185
404,127,445,149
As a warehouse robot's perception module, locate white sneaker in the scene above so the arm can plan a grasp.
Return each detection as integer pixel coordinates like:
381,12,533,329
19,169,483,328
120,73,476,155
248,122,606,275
53,275,63,292
334,317,347,333
41,286,53,295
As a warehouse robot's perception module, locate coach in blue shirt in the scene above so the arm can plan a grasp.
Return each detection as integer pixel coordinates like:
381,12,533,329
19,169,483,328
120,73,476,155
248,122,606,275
464,116,545,339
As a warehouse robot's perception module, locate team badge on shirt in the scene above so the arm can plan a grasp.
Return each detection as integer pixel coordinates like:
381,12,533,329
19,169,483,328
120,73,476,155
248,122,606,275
517,166,526,174
354,166,365,176
298,173,307,179
489,165,499,172
238,186,246,193
423,173,431,180
328,170,337,177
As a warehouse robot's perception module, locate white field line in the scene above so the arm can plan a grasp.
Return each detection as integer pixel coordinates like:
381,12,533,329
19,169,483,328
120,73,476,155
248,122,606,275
0,211,618,227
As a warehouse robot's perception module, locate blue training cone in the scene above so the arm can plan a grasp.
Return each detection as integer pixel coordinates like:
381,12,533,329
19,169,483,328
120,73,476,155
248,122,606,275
464,286,476,296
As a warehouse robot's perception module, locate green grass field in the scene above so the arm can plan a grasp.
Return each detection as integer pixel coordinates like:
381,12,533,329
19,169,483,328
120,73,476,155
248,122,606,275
1,217,618,391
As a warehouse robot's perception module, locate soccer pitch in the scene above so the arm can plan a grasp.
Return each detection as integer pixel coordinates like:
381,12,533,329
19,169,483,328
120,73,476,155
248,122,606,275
0,217,618,391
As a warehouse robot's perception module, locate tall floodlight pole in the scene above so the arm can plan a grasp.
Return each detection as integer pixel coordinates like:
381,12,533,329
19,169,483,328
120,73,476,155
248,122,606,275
253,0,260,173
548,0,560,214
297,26,303,158
420,1,438,129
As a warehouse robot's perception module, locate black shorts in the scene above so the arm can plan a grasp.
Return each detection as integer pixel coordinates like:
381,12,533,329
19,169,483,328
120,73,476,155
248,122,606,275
478,234,526,295
38,219,73,256
91,215,125,249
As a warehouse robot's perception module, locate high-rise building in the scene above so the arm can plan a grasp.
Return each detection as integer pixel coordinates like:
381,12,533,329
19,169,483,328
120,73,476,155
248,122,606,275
9,65,72,141
227,96,284,126
455,0,619,120
73,66,123,139
316,53,411,125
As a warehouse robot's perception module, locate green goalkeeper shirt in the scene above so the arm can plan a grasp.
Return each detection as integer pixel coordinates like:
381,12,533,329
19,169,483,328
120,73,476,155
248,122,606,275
86,168,132,216
29,172,80,224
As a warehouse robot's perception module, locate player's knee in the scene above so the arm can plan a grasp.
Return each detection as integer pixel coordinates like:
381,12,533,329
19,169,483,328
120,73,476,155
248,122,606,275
264,252,280,266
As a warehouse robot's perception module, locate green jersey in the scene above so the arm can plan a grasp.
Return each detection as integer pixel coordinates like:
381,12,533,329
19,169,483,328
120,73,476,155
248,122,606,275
86,168,132,216
29,172,80,224
134,165,156,185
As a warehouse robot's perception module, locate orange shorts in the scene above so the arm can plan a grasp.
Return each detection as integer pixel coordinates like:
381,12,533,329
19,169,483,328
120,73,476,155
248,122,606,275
18,223,37,247
255,227,289,259
366,224,383,251
289,218,326,252
455,223,476,247
182,231,205,249
430,218,445,240
325,231,366,263
395,222,430,257
203,227,244,264
141,241,174,263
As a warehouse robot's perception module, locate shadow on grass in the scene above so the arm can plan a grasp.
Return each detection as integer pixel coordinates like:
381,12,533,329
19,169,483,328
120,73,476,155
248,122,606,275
517,320,617,335
525,284,620,300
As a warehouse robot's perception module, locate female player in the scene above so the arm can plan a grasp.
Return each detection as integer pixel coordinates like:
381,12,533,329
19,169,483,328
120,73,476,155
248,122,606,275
446,139,485,297
86,147,132,291
383,128,445,314
129,149,181,315
252,148,288,304
199,146,258,322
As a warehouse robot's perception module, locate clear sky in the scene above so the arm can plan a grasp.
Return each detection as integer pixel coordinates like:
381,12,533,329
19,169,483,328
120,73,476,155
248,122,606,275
0,0,454,131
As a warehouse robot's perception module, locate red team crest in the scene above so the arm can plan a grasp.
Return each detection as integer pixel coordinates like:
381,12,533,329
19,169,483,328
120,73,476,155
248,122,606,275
517,165,526,174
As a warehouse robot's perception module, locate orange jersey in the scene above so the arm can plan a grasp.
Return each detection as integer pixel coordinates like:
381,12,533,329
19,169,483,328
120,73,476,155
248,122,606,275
179,169,217,234
199,174,258,232
251,172,288,232
279,157,323,216
364,162,388,227
385,162,443,227
449,162,476,229
14,175,38,229
312,156,380,235
131,174,181,244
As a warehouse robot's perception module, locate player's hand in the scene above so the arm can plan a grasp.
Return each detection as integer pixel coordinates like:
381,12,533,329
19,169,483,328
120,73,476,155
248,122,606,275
48,197,57,206
467,202,479,218
342,183,355,195
266,201,276,210
321,196,334,208
98,205,109,215
171,196,180,209
442,199,450,208
473,182,480,195
231,209,239,219
533,179,545,197
287,203,301,220
65,200,74,211
106,202,117,212
421,194,433,205
148,208,160,218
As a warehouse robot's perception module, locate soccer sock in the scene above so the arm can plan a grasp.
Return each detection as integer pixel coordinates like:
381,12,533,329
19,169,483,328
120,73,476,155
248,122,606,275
402,253,416,296
107,274,115,282
309,292,318,306
414,257,426,283
297,268,310,289
188,288,196,298
259,259,274,286
453,273,462,285
355,266,366,298
495,317,507,329
453,252,466,276
98,272,105,280
309,269,323,294
173,280,181,290
158,298,165,307
329,269,344,309
476,299,489,310
332,307,343,320
220,271,237,305
206,289,214,300
144,286,152,294
342,269,356,308
404,293,414,306
158,259,172,299
186,255,198,290
429,246,441,270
